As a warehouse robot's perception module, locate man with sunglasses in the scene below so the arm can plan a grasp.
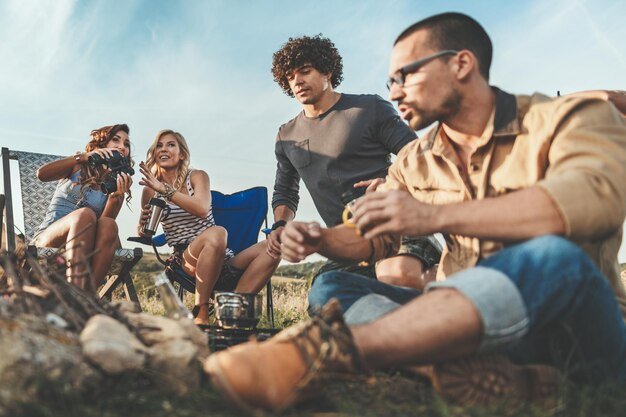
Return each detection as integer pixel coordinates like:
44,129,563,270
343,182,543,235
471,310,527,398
205,12,626,412
268,34,442,290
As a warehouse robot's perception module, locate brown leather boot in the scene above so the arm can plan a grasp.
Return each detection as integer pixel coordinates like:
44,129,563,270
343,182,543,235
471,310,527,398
432,354,562,408
203,299,367,413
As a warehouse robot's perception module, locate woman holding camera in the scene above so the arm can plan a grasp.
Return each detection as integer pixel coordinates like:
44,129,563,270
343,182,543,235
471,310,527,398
33,124,133,293
137,129,280,325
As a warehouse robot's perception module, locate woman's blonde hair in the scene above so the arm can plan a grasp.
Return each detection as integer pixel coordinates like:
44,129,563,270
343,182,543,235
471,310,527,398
145,129,191,191
81,124,133,204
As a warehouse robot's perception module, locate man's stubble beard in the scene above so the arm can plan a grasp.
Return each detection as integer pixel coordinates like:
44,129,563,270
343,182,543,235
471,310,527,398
410,89,462,131
300,97,316,105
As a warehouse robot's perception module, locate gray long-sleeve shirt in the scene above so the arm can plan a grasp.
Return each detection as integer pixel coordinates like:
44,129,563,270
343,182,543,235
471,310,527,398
272,93,417,226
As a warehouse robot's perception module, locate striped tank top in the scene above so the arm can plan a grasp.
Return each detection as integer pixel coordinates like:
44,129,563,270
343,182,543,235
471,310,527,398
160,171,234,259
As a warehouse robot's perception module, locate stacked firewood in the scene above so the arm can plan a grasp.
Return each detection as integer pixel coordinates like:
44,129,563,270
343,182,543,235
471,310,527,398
0,245,138,334
0,246,209,409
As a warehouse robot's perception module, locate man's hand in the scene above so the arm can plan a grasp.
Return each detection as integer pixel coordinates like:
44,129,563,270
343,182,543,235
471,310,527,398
266,226,284,259
353,177,386,193
279,221,323,262
352,190,438,239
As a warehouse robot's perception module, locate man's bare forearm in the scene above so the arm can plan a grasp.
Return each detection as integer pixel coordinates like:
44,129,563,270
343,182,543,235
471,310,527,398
436,186,565,241
317,226,372,262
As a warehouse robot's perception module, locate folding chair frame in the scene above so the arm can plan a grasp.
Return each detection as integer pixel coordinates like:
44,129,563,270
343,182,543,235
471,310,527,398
1,147,143,307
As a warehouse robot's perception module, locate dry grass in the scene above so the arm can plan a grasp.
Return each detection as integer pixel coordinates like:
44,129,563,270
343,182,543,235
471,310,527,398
127,275,310,329
260,277,310,328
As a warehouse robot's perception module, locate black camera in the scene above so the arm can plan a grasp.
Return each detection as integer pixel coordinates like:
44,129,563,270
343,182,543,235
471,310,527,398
87,150,135,195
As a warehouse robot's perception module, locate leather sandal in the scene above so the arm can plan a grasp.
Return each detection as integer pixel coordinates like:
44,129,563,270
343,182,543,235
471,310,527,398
192,300,215,325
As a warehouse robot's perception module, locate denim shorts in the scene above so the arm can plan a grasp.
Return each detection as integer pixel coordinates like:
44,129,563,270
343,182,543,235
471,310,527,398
312,234,443,283
215,262,245,292
394,234,443,269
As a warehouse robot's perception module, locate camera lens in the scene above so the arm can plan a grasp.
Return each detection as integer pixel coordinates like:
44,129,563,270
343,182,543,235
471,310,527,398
87,153,104,167
100,176,117,194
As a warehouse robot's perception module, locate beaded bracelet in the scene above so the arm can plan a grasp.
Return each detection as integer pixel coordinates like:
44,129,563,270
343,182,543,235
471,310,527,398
159,183,176,201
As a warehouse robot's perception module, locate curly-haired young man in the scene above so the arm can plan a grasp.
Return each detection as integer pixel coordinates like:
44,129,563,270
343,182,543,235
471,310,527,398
267,34,442,295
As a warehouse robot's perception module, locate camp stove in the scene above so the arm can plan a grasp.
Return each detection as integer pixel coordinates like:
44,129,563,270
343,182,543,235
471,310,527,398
198,291,280,351
201,325,279,351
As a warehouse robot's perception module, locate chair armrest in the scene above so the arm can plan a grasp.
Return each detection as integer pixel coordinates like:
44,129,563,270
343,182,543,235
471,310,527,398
127,233,167,247
127,236,154,246
127,234,168,266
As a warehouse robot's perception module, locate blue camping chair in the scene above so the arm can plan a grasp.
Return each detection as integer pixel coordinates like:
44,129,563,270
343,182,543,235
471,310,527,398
130,186,274,326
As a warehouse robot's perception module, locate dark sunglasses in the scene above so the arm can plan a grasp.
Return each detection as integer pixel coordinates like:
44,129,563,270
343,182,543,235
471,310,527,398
386,50,459,90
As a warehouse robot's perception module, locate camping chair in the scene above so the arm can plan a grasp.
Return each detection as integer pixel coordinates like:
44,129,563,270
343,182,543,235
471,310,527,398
0,194,5,249
129,186,275,326
1,147,143,306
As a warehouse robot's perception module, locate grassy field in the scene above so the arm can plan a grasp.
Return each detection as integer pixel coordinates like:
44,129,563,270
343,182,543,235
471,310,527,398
127,253,312,327
3,256,626,417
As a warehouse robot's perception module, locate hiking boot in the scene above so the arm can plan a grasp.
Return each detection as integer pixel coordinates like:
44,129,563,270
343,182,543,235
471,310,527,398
203,299,367,413
432,354,562,407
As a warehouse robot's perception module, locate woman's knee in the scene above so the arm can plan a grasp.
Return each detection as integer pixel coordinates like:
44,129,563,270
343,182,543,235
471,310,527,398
255,241,281,265
199,226,228,250
72,207,98,226
376,256,425,289
97,217,119,242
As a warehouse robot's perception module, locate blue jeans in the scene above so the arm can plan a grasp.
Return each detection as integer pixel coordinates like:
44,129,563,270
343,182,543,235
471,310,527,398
308,270,421,321
308,236,626,381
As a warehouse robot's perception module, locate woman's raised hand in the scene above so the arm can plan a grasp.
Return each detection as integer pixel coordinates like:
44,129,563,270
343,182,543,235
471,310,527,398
109,172,132,198
138,161,165,193
137,203,152,236
86,147,117,161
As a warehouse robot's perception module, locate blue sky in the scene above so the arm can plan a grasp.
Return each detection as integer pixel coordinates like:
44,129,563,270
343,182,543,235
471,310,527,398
1,0,626,260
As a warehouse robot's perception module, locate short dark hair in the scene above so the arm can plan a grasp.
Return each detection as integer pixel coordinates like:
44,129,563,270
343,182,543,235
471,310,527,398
271,34,344,97
395,12,492,80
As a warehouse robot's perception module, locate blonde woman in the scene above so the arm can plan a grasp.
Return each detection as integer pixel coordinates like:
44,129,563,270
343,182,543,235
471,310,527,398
33,124,133,292
137,129,280,325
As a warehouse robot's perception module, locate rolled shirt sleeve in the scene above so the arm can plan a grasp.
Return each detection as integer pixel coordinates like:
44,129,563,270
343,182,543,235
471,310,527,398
536,98,626,239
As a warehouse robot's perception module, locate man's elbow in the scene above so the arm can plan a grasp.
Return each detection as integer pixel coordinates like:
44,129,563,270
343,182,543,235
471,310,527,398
606,90,626,117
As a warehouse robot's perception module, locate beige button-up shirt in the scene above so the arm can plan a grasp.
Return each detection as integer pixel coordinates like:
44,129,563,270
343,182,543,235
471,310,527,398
380,87,626,319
